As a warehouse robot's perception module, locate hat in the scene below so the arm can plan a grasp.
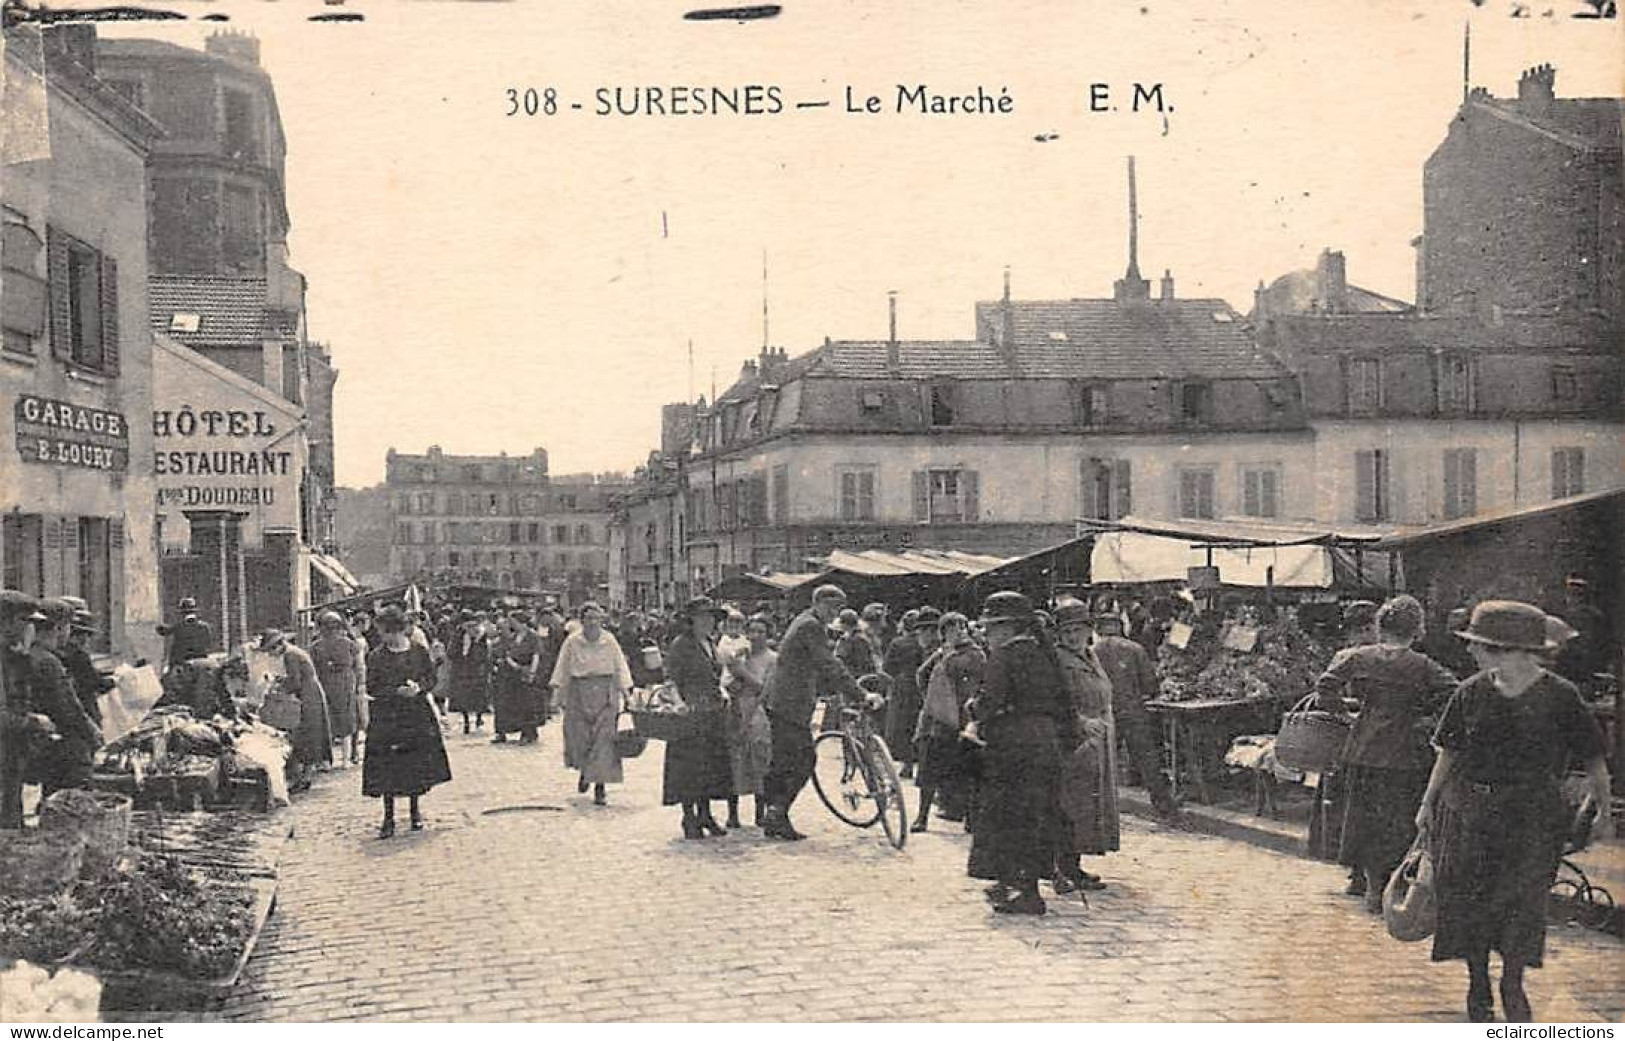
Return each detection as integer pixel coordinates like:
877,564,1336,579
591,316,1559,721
1565,573,1589,589
1546,613,1579,648
1342,600,1379,629
1052,599,1094,630
256,627,287,651
910,606,943,631
681,596,727,621
0,590,46,624
979,591,1036,627
812,584,848,604
318,610,345,628
375,604,409,632
1455,600,1554,652
38,597,78,625
835,608,861,631
861,603,887,622
177,596,198,612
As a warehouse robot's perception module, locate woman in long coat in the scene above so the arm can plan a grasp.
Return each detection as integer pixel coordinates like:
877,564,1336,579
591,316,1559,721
882,618,926,779
965,592,1074,916
1314,595,1458,912
445,613,492,733
363,605,452,837
310,611,363,765
662,597,735,839
1417,601,1611,1023
491,613,542,744
552,601,633,806
721,613,776,828
1052,602,1118,893
260,629,332,789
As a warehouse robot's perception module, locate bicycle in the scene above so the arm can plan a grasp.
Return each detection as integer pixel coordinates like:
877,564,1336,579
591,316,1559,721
810,673,909,849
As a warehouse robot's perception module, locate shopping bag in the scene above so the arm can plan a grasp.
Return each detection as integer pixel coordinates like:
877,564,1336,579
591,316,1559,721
1383,831,1436,943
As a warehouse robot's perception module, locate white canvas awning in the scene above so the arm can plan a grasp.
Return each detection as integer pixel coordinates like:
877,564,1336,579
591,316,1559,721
1090,530,1336,588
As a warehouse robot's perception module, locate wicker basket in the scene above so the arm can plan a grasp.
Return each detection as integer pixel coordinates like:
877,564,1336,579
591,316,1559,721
39,789,133,873
630,708,705,742
1274,694,1353,774
0,829,84,899
612,723,648,759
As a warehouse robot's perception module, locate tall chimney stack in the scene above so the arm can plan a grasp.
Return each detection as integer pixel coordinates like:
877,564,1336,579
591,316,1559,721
1160,269,1175,301
886,291,901,374
1113,157,1152,303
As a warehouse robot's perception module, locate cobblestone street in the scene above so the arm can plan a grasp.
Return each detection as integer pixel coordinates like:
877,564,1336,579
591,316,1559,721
210,722,1623,1023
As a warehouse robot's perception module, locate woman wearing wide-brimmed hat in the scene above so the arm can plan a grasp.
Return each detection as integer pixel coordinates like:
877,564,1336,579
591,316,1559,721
311,610,364,765
964,591,1074,915
662,596,736,839
1417,600,1611,1023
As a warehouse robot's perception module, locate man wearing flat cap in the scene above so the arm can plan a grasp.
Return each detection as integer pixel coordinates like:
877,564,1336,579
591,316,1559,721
58,597,109,727
26,598,103,797
762,583,867,840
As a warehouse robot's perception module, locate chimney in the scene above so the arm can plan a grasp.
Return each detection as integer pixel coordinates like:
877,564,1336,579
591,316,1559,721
1159,269,1175,301
206,29,262,67
1516,63,1555,114
740,358,758,381
1317,249,1348,313
886,291,901,374
1001,267,1015,350
1113,156,1152,303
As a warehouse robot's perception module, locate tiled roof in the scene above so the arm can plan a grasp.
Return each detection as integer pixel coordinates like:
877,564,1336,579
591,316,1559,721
149,276,273,347
808,340,1001,378
973,298,1293,379
1268,312,1611,354
1477,96,1621,153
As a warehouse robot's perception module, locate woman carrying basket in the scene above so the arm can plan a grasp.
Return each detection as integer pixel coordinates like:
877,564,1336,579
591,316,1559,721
1417,600,1612,1023
551,602,633,806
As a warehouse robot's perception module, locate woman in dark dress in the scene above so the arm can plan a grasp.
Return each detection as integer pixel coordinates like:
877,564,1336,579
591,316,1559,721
1314,595,1459,911
882,613,926,779
363,605,453,838
965,591,1074,916
491,612,542,744
1417,601,1611,1023
913,611,983,832
662,597,735,840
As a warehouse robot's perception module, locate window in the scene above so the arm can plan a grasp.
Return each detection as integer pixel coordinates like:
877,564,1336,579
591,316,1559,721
576,524,593,544
772,464,789,525
559,494,577,510
1354,449,1390,522
3,219,46,355
222,185,261,274
1348,359,1383,415
1437,355,1476,414
929,382,955,427
1178,382,1213,425
838,468,877,522
1177,467,1216,519
1550,366,1578,406
508,521,522,543
555,552,569,570
222,88,260,161
1442,448,1477,520
446,492,463,514
912,469,979,524
48,227,117,373
553,525,570,544
1240,466,1281,519
527,522,540,543
416,492,435,513
1552,447,1585,499
1076,383,1109,427
448,551,461,567
464,465,482,482
1078,458,1131,521
77,518,112,652
2,514,45,595
860,389,886,411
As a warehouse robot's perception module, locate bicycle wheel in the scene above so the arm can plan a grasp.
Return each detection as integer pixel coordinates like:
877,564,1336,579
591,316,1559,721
864,734,909,850
812,730,881,827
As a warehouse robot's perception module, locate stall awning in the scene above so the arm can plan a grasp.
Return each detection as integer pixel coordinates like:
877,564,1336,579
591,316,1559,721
1090,530,1395,590
1081,514,1389,547
707,571,823,600
813,548,1012,577
1366,487,1625,550
309,552,360,596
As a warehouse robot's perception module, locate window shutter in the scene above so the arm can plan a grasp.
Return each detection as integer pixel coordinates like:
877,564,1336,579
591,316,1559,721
1355,451,1375,521
46,226,72,360
1078,458,1098,519
99,254,119,375
1112,460,1132,519
963,470,980,522
911,471,928,523
1461,450,1476,515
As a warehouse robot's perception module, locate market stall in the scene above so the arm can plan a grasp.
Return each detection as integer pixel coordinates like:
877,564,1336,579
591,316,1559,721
806,548,1013,613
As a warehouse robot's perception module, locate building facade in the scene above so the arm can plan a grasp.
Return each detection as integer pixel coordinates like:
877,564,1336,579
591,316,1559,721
384,446,629,603
1,25,164,663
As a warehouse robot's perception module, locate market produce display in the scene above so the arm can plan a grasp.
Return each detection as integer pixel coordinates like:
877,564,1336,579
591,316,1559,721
0,961,101,1021
0,853,256,981
92,705,291,809
1157,608,1334,703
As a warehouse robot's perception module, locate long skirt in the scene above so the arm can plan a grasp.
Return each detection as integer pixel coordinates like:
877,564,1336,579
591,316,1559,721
915,720,964,789
491,664,540,734
292,687,334,767
662,708,734,805
967,714,1061,883
1058,727,1120,857
726,693,773,796
317,668,360,739
448,665,489,715
562,674,623,785
1338,764,1428,880
883,682,921,766
1430,776,1567,967
362,694,452,797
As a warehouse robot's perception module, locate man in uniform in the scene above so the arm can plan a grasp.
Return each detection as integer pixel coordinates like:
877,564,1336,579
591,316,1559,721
1092,612,1179,820
28,599,103,797
1,592,50,828
762,584,867,841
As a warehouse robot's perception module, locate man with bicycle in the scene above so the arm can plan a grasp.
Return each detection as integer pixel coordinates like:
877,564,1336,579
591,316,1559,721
761,584,870,841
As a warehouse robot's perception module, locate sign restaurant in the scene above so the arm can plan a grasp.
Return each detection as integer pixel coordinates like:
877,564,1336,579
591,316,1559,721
14,394,130,472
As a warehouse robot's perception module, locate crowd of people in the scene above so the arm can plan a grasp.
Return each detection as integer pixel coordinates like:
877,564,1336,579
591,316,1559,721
0,574,1615,1023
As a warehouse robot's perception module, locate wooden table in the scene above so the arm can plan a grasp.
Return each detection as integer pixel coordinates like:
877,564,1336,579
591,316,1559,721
1146,696,1284,805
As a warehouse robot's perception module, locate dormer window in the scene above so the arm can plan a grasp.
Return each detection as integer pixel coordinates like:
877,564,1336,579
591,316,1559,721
1076,382,1108,426
1437,354,1476,414
1178,381,1213,425
1550,364,1577,406
1348,358,1383,416
861,389,886,411
929,382,955,427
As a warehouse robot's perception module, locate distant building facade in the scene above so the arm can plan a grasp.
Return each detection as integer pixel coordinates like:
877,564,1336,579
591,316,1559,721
384,446,629,603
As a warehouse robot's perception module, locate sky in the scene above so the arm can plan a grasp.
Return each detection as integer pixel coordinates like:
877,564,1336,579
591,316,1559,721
100,0,1622,489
